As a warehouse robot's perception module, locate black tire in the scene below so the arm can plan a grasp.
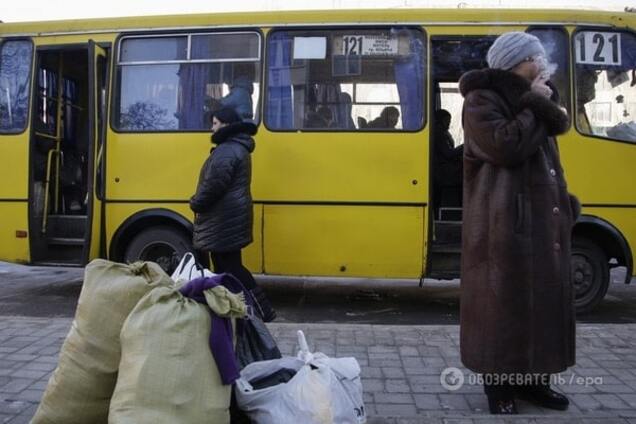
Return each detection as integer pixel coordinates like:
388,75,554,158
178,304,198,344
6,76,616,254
124,226,192,274
572,237,609,314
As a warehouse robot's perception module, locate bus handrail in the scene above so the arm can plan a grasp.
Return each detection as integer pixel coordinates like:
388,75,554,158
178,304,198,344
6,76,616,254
41,149,64,234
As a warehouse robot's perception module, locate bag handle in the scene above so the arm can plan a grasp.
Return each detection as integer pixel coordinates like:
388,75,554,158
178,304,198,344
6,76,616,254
174,252,195,275
235,377,254,393
297,330,314,363
221,273,266,321
188,258,204,280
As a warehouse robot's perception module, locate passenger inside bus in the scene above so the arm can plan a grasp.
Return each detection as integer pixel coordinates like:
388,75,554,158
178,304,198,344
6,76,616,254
304,106,334,128
334,92,356,129
358,106,400,129
433,109,463,181
432,109,463,215
219,74,254,120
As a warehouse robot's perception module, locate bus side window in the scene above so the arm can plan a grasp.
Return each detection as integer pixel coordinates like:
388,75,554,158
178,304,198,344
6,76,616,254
573,29,636,143
115,32,261,132
265,27,426,132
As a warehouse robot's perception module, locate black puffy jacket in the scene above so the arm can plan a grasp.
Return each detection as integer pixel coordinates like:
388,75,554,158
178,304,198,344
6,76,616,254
190,122,256,252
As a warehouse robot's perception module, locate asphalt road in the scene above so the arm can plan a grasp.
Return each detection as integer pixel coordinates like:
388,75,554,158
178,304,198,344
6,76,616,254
0,262,634,324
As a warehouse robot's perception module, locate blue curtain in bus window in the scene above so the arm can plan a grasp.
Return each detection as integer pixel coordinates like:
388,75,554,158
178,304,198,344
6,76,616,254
266,32,293,129
177,38,210,130
394,33,424,130
0,41,33,132
37,68,57,134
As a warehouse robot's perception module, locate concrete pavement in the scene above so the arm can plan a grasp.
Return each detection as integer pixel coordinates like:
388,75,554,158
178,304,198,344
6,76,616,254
1,316,636,423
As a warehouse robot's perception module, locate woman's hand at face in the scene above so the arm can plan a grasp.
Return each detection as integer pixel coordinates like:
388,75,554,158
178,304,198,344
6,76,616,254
531,74,553,98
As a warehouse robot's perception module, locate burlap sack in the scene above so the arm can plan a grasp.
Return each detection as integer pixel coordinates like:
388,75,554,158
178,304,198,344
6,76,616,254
32,260,173,424
108,285,244,424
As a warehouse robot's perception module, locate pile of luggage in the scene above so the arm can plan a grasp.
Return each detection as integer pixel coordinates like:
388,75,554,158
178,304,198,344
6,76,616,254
31,258,366,424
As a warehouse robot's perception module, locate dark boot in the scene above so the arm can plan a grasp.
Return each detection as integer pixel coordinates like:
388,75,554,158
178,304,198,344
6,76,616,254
250,286,277,322
516,383,569,411
487,396,518,414
484,380,518,415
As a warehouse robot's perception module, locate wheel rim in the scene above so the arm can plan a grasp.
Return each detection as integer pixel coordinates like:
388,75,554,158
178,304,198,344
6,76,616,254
571,252,598,307
138,241,180,273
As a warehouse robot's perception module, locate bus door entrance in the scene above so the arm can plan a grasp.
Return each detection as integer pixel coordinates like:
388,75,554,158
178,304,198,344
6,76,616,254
29,41,108,265
427,36,492,279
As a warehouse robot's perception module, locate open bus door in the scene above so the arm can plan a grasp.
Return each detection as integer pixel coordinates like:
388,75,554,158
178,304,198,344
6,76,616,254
87,40,108,261
28,41,108,265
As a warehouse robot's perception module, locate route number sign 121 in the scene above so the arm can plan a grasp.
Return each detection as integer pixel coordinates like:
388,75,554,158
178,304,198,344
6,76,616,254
575,31,622,66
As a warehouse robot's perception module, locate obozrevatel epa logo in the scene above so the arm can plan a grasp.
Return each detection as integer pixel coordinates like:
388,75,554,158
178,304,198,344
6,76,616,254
440,367,465,391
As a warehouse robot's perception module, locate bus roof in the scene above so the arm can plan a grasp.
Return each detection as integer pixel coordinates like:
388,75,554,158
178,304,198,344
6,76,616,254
0,8,633,36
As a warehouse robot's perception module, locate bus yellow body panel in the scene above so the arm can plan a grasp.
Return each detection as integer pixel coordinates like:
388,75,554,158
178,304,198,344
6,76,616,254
0,132,30,263
0,135,29,200
106,132,207,200
252,131,427,202
584,207,636,259
560,133,636,205
0,203,30,263
263,204,425,278
1,9,631,34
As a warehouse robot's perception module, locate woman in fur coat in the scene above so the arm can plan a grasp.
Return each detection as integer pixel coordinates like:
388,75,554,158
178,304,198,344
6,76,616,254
459,32,580,414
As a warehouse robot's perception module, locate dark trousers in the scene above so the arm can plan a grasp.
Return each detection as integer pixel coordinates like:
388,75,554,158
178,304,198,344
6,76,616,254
210,250,256,290
210,249,276,322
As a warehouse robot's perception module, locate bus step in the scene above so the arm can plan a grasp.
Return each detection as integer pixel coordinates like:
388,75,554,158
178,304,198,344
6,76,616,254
37,243,84,265
428,270,460,280
46,215,87,239
31,260,83,267
433,221,462,244
47,237,85,246
429,243,461,254
428,248,461,280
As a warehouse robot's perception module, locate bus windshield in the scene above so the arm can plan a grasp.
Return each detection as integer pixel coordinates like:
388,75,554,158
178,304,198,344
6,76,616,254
0,40,32,133
574,29,636,143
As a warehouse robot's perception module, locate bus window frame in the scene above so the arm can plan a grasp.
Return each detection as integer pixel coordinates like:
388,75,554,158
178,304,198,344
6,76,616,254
0,38,34,136
526,25,572,126
263,25,427,134
572,26,636,146
110,28,264,134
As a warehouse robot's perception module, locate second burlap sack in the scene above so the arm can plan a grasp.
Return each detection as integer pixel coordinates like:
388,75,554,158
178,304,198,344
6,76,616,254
108,284,246,424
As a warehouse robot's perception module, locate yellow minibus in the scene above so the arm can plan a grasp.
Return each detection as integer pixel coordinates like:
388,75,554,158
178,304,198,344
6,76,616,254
0,8,634,312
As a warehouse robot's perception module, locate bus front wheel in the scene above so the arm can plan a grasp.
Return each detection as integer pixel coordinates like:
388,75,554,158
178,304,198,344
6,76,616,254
572,237,609,315
124,226,192,274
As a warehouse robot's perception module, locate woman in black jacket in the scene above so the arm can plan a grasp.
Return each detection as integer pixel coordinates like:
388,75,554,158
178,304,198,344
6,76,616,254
190,107,275,322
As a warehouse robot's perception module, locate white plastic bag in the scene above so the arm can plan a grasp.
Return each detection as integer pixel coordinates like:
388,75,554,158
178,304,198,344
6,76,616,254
235,331,366,424
170,252,215,286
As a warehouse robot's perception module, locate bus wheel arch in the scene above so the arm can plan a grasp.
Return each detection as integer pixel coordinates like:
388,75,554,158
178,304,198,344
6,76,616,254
572,215,633,314
109,208,199,273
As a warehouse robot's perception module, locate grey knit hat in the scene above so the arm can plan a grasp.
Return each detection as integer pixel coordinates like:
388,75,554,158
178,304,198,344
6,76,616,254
487,32,546,70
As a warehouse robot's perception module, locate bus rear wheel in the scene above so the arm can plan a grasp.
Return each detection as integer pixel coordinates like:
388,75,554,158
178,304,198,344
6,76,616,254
572,237,609,315
124,226,192,274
